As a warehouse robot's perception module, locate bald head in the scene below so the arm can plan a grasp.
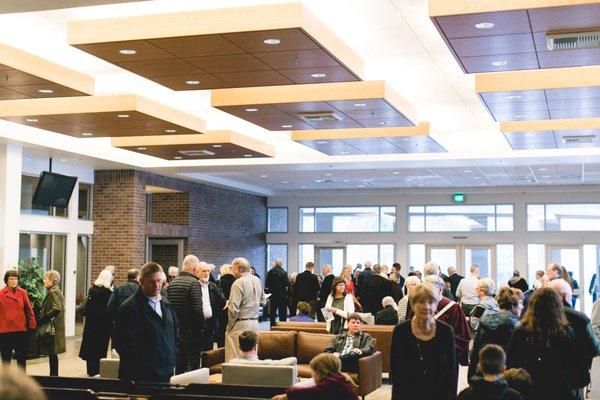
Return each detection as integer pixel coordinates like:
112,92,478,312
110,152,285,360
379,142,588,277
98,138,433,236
548,278,572,305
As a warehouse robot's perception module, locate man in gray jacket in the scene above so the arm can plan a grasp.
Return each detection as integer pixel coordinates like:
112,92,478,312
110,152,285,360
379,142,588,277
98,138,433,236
324,313,374,372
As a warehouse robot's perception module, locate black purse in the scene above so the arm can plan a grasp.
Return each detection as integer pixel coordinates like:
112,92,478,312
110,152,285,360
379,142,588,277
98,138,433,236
36,318,55,343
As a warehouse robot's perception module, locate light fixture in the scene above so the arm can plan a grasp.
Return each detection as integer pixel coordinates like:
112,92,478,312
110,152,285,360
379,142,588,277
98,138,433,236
81,132,93,136
506,95,522,100
315,179,324,183
405,178,413,181
186,80,200,85
377,121,387,125
358,185,365,188
343,179,349,182
243,154,253,157
137,147,146,150
26,118,38,122
524,133,536,136
263,38,281,45
260,174,268,178
491,60,508,67
353,103,366,107
59,158,67,162
281,124,293,129
119,49,137,55
475,22,495,29
316,141,327,144
325,173,332,176
418,184,425,187
212,144,222,148
339,151,349,155
117,114,129,118
245,108,258,112
393,171,400,175
310,73,326,78
282,181,288,184
301,186,307,189
173,156,183,159
464,170,472,173
514,114,524,118
542,175,551,178
38,89,54,94
539,168,548,171
165,129,177,133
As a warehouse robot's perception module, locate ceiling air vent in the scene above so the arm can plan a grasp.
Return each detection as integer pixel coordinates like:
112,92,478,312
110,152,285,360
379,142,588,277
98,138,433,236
561,135,595,144
297,111,343,122
546,30,600,51
178,149,216,156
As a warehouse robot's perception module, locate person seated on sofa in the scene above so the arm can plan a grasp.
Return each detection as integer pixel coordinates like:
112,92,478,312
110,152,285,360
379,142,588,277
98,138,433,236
375,296,399,325
272,353,358,400
289,302,314,322
324,313,375,373
229,330,297,366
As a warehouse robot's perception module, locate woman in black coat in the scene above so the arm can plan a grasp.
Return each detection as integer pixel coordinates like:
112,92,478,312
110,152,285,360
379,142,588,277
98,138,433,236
216,264,236,348
390,283,457,400
506,288,578,400
79,269,113,376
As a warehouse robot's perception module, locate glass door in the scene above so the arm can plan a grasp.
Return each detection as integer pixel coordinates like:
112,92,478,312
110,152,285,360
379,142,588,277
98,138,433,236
463,246,494,279
548,245,583,312
426,246,459,275
315,246,346,276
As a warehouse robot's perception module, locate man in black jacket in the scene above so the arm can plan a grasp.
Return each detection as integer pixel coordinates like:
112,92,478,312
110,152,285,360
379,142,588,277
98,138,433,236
293,262,320,317
106,268,139,320
324,313,374,372
196,261,225,355
265,258,290,327
165,255,205,373
317,264,334,322
114,262,179,383
445,266,464,301
359,264,393,315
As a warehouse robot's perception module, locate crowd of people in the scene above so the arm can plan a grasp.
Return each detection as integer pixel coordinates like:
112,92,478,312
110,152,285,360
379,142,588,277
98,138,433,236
1,256,600,400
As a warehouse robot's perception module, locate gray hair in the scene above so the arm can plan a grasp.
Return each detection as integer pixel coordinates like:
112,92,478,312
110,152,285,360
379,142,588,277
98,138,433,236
220,263,231,276
94,269,113,290
44,270,61,285
470,264,479,274
424,274,444,289
182,255,200,272
232,257,251,273
382,296,398,309
322,264,331,274
423,261,439,277
273,258,283,268
447,266,456,275
168,266,179,277
405,275,421,286
548,278,573,304
477,278,496,296
364,260,372,269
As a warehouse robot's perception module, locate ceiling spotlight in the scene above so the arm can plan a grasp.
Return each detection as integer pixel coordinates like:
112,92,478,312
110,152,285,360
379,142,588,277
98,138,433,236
316,141,327,144
212,144,222,148
137,147,146,150
514,114,524,118
173,156,183,159
26,118,38,123
263,38,281,45
59,158,68,162
539,168,548,171
464,170,472,173
358,185,365,188
474,22,495,29
393,171,400,175
353,103,366,107
282,181,288,184
117,114,130,118
165,129,177,133
325,173,332,176
119,49,137,55
378,121,387,125
339,151,349,155
81,132,93,136
418,184,425,187
260,174,268,178
281,124,293,129
310,73,327,78
491,60,508,67
243,154,253,157
38,89,54,94
406,178,413,181
185,80,200,85
301,186,307,189
542,175,551,178
245,108,258,112
506,95,522,100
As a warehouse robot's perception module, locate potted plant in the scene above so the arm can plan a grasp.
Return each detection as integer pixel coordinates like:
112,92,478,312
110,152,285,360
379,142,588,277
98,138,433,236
18,257,46,358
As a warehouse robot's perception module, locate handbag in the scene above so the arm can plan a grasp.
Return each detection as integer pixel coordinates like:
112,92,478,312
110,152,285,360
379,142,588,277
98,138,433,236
37,318,55,342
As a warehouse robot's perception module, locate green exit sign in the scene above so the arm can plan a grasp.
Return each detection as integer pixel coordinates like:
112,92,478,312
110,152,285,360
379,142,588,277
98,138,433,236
452,192,466,203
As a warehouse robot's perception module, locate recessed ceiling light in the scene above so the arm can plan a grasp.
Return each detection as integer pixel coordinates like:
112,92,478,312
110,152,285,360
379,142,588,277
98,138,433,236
310,73,327,78
281,124,293,129
418,184,425,187
59,158,67,162
539,168,548,171
282,181,288,184
524,133,536,136
358,185,365,188
542,175,551,178
137,147,146,150
339,151,349,155
117,114,129,118
325,173,332,176
38,89,54,94
315,179,325,183
406,178,413,181
173,156,183,159
506,95,522,100
491,60,508,67
119,49,137,55
260,174,268,178
165,129,176,133
316,141,327,144
353,103,366,107
377,121,387,125
343,179,349,183
301,186,307,189
263,38,281,45
186,80,200,85
26,118,38,122
81,132,93,136
475,22,495,29
464,170,472,173
243,154,253,157
393,171,400,175
362,179,373,182
514,114,524,118
245,108,258,112
212,144,222,148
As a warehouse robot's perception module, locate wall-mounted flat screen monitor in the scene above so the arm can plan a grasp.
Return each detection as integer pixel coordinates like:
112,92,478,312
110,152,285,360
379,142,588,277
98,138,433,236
32,171,78,208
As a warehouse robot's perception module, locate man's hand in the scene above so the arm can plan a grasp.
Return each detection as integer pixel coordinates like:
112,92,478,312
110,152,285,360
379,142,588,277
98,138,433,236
351,348,362,355
272,395,287,400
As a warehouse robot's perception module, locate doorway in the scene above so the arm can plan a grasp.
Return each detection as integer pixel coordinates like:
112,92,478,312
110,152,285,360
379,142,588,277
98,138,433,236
147,238,184,269
426,245,495,279
314,245,346,276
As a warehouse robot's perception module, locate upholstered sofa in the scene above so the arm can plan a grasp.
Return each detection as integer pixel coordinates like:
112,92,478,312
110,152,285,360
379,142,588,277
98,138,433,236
271,321,394,373
201,331,382,399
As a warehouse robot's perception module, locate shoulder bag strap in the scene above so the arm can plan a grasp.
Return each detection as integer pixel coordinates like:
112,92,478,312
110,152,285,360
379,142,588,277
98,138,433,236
434,301,456,320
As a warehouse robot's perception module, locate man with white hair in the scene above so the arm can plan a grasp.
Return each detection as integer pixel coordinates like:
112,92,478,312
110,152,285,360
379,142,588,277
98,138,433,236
549,279,600,397
446,266,463,301
167,266,179,284
375,296,398,325
358,260,373,294
359,264,393,315
225,257,262,362
456,264,480,316
265,258,290,327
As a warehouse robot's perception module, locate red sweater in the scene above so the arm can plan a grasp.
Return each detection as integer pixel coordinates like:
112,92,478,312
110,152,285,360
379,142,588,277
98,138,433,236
285,374,358,400
0,286,36,333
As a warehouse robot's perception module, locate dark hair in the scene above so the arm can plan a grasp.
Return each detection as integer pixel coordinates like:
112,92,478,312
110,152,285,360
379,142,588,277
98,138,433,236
497,286,523,311
478,344,505,375
520,287,569,345
392,263,401,270
4,269,19,284
347,313,364,323
127,268,139,281
330,276,347,297
296,301,312,316
238,330,257,352
305,262,314,269
140,262,163,280
504,368,532,398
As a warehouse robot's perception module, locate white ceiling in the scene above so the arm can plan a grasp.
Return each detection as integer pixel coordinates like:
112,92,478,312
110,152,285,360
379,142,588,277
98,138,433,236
1,0,599,196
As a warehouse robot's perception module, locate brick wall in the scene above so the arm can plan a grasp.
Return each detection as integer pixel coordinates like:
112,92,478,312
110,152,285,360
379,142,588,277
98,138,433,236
92,169,267,284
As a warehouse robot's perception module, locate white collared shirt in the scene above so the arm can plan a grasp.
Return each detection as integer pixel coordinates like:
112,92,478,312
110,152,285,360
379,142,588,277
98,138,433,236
200,281,212,320
148,294,162,318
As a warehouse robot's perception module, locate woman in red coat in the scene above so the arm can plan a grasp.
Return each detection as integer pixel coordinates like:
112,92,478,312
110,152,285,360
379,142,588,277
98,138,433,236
272,353,358,400
0,269,36,368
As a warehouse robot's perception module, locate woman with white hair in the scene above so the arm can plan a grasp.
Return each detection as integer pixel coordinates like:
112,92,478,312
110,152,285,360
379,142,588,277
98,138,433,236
397,275,421,323
469,277,499,330
78,269,113,376
375,296,399,325
38,270,65,376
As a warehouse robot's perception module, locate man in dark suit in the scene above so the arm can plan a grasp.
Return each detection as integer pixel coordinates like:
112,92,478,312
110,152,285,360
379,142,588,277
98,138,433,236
359,264,393,315
445,266,464,301
358,261,373,297
114,262,179,383
293,262,320,317
391,263,405,289
265,258,290,326
317,265,334,322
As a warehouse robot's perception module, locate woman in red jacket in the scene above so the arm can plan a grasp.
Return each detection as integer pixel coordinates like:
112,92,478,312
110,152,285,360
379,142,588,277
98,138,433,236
0,269,36,368
272,353,358,400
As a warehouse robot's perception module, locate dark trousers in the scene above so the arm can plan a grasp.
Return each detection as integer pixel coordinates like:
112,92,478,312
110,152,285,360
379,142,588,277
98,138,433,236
49,354,59,376
86,358,100,377
269,299,288,327
177,335,203,374
0,331,28,368
339,353,359,373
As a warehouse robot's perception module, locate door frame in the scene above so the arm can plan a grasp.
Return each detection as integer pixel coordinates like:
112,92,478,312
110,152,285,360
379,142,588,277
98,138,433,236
546,244,584,313
425,244,497,279
146,238,184,267
314,244,346,276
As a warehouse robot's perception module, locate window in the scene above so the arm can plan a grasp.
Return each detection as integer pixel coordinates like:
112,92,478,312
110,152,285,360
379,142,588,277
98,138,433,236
78,183,92,220
20,175,68,217
408,244,426,273
299,206,396,232
268,208,288,232
298,244,315,269
345,244,395,268
19,233,67,283
76,235,90,323
267,244,288,270
527,244,545,284
528,203,600,231
408,204,513,232
496,244,515,287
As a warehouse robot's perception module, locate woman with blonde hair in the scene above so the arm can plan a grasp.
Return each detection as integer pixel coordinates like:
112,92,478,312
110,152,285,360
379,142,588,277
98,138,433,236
79,269,113,376
216,263,235,347
272,353,358,399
